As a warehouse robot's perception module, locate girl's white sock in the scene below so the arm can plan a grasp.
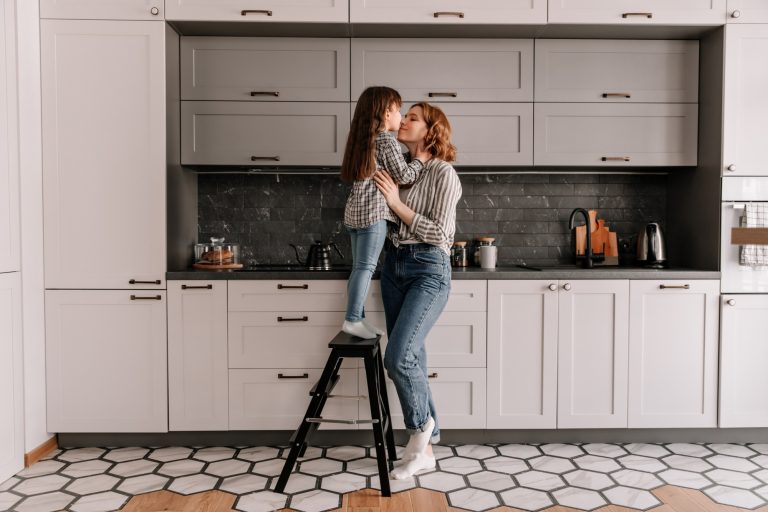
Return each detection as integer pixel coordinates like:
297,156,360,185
403,416,434,458
361,318,385,335
390,452,436,480
342,320,376,339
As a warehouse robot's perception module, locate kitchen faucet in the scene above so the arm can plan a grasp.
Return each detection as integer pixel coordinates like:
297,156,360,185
569,208,593,269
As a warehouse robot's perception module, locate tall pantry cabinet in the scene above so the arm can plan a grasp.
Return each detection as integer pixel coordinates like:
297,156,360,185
41,13,168,432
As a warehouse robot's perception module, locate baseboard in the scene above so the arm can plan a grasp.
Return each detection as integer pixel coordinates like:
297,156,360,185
24,436,58,467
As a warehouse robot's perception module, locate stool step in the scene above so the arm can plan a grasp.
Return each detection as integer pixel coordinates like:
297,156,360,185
329,331,381,349
306,417,380,425
309,374,340,397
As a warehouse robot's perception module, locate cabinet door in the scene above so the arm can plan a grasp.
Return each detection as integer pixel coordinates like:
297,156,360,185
723,25,768,176
0,273,23,483
351,39,533,102
720,295,768,427
548,0,726,25
487,280,558,429
165,0,348,22
40,0,163,20
558,280,629,429
0,0,19,273
534,103,698,166
628,280,719,428
727,0,768,22
45,290,167,432
181,101,349,167
41,20,166,289
229,369,358,430
180,38,350,102
351,0,546,24
534,40,699,103
168,281,228,431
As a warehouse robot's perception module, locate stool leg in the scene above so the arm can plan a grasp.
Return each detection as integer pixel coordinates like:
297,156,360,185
364,354,391,497
275,350,342,494
376,348,397,464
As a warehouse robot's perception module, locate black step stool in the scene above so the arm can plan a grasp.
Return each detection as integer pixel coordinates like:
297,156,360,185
274,331,398,496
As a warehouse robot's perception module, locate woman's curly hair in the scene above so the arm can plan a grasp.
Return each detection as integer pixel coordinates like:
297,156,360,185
411,102,457,163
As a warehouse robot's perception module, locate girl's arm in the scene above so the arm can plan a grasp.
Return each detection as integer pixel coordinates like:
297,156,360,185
378,135,424,185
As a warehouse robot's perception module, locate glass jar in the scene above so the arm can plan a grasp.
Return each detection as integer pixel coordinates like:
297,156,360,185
451,241,468,267
193,237,242,269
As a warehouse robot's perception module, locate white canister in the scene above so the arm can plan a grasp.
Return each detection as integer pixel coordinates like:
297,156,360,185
479,245,498,269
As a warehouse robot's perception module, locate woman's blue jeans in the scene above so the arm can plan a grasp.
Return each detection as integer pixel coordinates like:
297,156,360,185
381,243,451,444
345,220,387,322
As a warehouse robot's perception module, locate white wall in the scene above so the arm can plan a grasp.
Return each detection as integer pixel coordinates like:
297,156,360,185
17,0,52,451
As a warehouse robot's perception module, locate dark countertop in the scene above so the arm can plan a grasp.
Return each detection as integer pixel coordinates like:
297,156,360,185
167,266,720,281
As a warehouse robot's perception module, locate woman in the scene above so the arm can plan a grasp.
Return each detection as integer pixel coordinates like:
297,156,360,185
372,102,462,480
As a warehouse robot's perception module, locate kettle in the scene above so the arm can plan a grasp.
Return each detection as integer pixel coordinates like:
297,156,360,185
637,222,667,268
290,240,343,270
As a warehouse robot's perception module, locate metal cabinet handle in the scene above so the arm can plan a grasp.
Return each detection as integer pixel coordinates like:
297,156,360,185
131,295,161,300
277,316,309,322
726,164,737,172
659,284,690,290
129,279,161,285
433,11,464,18
251,155,280,161
622,12,653,18
250,91,279,97
150,6,159,15
278,373,309,379
549,284,558,291
602,156,631,162
726,299,736,306
427,372,438,379
277,284,309,290
602,92,631,98
563,283,572,291
428,92,458,98
241,9,272,16
731,9,741,18
181,284,212,290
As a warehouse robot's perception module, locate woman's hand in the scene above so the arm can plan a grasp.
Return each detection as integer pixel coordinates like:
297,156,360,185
373,170,401,207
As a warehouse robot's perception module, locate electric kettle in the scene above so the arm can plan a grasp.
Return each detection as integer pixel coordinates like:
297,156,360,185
290,241,343,270
637,222,667,268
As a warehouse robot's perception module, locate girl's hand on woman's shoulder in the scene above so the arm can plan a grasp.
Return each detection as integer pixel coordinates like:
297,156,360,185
373,170,400,207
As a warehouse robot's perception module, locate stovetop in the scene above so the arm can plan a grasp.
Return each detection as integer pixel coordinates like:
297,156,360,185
239,264,353,272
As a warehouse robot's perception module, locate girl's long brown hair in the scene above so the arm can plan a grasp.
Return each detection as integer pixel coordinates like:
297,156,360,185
411,102,457,163
341,86,402,182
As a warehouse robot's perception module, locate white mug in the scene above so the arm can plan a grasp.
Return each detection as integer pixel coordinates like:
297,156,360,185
479,245,497,269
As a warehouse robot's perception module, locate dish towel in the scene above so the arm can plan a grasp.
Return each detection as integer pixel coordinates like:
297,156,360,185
740,202,768,267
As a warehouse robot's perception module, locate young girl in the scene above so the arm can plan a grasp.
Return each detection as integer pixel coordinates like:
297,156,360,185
341,86,430,339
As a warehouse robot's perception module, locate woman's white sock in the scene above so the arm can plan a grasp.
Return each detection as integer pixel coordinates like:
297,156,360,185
361,318,385,335
342,320,376,339
390,452,436,480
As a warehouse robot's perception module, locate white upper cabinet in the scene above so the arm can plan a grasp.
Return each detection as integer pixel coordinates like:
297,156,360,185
40,0,164,20
535,40,699,103
351,0,546,24
723,25,768,176
534,103,698,166
351,39,534,103
181,102,349,167
180,38,350,102
727,0,768,22
41,20,166,289
165,0,348,22
0,0,19,273
628,280,719,428
548,0,727,25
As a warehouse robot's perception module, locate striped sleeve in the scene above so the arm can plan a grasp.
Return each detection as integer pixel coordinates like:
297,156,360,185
377,132,423,185
410,163,462,250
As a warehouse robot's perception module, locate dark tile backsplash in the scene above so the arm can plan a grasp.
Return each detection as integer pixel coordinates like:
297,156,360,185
198,173,667,266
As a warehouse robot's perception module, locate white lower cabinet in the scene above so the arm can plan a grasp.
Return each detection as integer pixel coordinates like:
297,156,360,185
45,290,167,432
720,295,768,427
168,281,228,431
0,272,23,482
628,280,720,428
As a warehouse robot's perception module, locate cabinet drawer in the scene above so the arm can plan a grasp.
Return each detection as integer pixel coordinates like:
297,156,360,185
534,103,698,166
535,40,699,103
40,0,164,20
229,311,358,368
350,0,546,24
181,101,349,167
368,280,485,313
229,280,348,311
229,369,358,430
359,368,486,429
181,38,350,102
548,0,726,25
351,39,533,102
165,0,348,22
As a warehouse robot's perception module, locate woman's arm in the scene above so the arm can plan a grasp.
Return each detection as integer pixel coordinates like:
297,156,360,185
372,170,416,225
409,168,462,247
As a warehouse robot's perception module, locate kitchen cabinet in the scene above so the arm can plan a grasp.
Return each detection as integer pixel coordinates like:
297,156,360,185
168,281,228,431
720,295,768,427
548,0,727,25
487,280,558,429
181,101,350,167
534,103,698,167
534,40,699,103
41,20,166,289
45,290,168,432
350,0,546,24
727,0,768,22
165,0,348,22
628,280,719,428
180,38,350,102
40,0,163,20
0,272,23,483
0,0,19,273
229,279,356,312
351,39,534,103
723,25,768,176
557,280,629,429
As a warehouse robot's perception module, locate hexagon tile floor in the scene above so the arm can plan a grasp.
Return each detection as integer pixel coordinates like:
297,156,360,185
4,443,768,512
